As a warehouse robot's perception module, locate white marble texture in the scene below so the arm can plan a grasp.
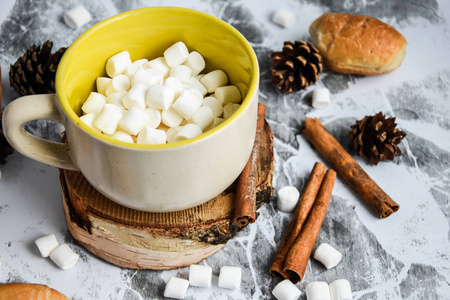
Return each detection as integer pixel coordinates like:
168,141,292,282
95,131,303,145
1,0,450,299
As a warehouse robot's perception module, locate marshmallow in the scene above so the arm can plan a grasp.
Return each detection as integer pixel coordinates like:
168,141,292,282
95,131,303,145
196,74,205,80
173,124,202,143
132,68,164,87
143,57,170,78
35,233,59,258
96,77,111,95
162,107,183,128
277,186,300,213
106,51,132,77
137,127,167,145
164,277,189,299
93,104,123,134
314,243,342,269
203,96,223,117
143,108,162,129
166,126,182,143
189,264,212,288
329,279,352,300
107,91,127,109
146,85,175,110
105,75,131,96
272,279,302,300
119,107,150,135
164,77,185,99
218,266,241,290
170,65,192,84
49,244,79,270
81,92,106,115
200,70,228,93
124,59,148,79
122,84,147,111
209,117,225,129
172,89,203,120
222,103,240,119
183,51,206,76
214,85,241,105
312,88,331,109
111,130,134,143
188,106,214,131
305,281,331,300
164,41,189,67
64,5,92,29
79,113,97,129
272,9,295,28
186,77,207,96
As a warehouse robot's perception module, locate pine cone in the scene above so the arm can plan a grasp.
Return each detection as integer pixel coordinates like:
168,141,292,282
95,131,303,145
1,65,14,165
9,40,66,96
271,41,323,93
350,112,407,165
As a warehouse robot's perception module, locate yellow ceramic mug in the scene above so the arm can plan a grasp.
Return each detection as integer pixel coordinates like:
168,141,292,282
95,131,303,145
3,7,259,212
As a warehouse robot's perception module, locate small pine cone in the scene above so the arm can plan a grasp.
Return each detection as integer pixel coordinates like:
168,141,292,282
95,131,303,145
271,41,323,93
1,66,14,165
350,112,407,165
9,40,66,96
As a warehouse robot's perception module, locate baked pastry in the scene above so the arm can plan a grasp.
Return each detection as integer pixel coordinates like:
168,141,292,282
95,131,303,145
0,283,69,300
309,13,407,75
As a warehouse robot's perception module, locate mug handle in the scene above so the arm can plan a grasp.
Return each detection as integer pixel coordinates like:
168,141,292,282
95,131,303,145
2,93,79,171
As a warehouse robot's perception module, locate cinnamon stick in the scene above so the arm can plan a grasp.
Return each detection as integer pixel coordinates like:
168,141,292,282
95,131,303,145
233,103,266,227
302,118,399,218
284,169,336,283
270,162,326,279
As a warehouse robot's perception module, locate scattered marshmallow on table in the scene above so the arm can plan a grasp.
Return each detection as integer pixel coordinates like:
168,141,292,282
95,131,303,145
200,70,228,93
214,85,241,105
164,277,190,299
203,96,223,118
173,124,202,142
164,41,189,67
314,243,342,269
81,92,106,115
49,244,79,270
64,5,92,29
312,87,331,109
93,104,123,134
305,281,331,300
272,8,295,28
277,186,300,213
137,127,167,145
188,106,214,131
189,264,212,288
119,107,149,135
146,85,175,110
172,88,203,120
329,279,352,300
218,266,241,290
183,51,205,76
272,279,302,300
106,51,132,78
122,84,147,111
35,233,59,258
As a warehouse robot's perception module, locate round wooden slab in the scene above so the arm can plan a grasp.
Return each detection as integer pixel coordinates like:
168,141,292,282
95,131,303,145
60,117,274,270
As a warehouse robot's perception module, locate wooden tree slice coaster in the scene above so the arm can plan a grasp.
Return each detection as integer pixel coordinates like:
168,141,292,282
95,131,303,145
60,117,274,270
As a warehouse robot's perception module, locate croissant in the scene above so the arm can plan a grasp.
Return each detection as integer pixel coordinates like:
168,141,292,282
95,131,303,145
0,283,69,300
309,13,407,75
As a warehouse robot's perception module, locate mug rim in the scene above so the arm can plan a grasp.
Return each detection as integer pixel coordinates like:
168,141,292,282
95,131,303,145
56,6,259,149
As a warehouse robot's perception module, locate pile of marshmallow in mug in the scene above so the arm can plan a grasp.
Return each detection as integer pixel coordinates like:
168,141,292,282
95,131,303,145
80,41,242,144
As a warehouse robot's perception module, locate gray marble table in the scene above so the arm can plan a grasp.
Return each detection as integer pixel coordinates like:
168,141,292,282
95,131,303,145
1,0,449,299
